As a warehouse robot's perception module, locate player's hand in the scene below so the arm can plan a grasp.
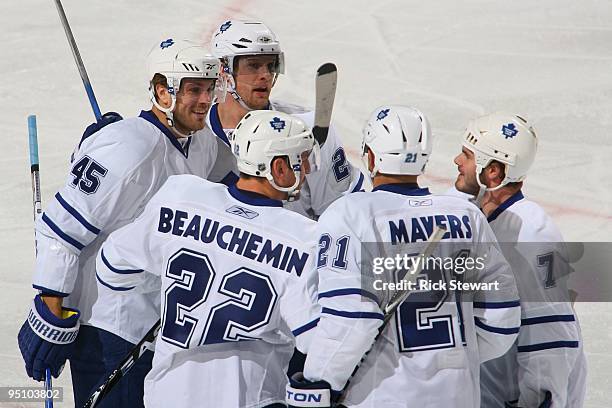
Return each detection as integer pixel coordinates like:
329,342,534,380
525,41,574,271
504,391,552,408
17,295,80,381
286,372,333,407
83,111,123,140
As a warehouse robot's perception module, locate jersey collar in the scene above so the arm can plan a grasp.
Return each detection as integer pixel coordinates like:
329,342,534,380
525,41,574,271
139,110,191,158
372,183,431,196
487,190,525,223
228,184,283,207
208,103,230,147
208,102,273,148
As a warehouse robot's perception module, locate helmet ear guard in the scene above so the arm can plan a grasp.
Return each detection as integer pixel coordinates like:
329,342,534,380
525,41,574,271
361,105,433,178
462,112,538,191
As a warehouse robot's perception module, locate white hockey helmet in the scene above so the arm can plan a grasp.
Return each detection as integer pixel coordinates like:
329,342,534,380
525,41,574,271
211,20,285,75
147,38,220,132
230,110,319,200
362,105,433,178
462,112,538,190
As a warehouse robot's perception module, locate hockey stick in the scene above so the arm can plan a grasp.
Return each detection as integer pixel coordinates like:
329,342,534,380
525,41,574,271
337,226,447,403
313,63,337,147
27,115,53,408
52,0,102,120
82,321,160,408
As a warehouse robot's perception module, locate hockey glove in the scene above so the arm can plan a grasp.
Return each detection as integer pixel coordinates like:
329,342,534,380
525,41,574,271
17,295,80,381
286,372,333,408
504,391,552,408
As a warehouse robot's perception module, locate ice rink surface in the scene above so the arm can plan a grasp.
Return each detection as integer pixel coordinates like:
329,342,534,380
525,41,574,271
1,0,611,406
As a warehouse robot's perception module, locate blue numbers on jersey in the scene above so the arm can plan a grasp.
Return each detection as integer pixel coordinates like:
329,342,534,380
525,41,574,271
162,249,215,348
396,263,455,352
332,147,350,182
161,249,278,348
537,252,556,288
404,153,417,163
317,234,350,269
201,268,277,344
70,155,108,194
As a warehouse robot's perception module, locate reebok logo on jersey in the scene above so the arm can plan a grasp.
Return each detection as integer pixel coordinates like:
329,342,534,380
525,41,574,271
226,205,259,219
502,123,518,139
409,199,432,207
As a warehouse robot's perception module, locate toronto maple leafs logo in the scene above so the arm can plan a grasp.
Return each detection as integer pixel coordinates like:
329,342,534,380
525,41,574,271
270,117,286,132
376,108,390,121
501,123,518,139
160,38,174,49
219,21,232,33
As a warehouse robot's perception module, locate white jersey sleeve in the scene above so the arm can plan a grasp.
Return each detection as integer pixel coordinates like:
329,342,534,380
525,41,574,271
33,118,160,295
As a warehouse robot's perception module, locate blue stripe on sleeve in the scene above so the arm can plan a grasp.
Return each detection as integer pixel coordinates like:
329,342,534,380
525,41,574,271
322,307,384,320
351,172,365,193
517,341,579,352
473,300,520,309
521,315,575,326
318,288,378,303
292,318,320,336
32,285,69,297
42,213,85,250
101,249,144,274
95,272,135,292
474,317,520,335
55,193,101,234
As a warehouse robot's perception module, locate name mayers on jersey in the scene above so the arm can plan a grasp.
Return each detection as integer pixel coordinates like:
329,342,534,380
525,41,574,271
157,207,309,276
389,213,473,244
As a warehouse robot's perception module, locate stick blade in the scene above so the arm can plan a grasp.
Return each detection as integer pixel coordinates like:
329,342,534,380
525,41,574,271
313,63,337,146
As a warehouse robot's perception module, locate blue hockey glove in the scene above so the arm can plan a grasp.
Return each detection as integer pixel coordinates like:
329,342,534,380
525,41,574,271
17,295,80,381
286,372,333,407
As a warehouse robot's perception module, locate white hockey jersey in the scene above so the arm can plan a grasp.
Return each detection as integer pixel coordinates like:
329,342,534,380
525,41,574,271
32,111,217,343
480,191,587,408
205,100,365,219
96,176,320,408
303,183,521,408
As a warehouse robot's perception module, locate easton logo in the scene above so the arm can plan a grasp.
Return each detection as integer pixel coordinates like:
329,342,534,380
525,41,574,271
160,38,174,49
376,108,390,121
226,205,259,219
270,117,286,132
502,123,518,139
219,21,232,33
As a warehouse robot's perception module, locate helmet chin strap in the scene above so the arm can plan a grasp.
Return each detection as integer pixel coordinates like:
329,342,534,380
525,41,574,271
149,88,193,138
473,165,507,205
266,170,302,202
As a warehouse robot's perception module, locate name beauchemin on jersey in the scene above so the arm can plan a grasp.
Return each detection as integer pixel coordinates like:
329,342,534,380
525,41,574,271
157,206,309,276
372,278,500,292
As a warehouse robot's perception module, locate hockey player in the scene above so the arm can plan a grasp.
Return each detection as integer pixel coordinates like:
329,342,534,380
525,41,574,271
208,19,365,218
96,110,321,407
17,38,221,407
453,112,587,407
286,105,521,407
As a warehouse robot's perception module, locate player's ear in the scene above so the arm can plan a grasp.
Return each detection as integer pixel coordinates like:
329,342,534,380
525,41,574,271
367,148,375,173
271,156,291,187
485,161,505,186
155,83,173,109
